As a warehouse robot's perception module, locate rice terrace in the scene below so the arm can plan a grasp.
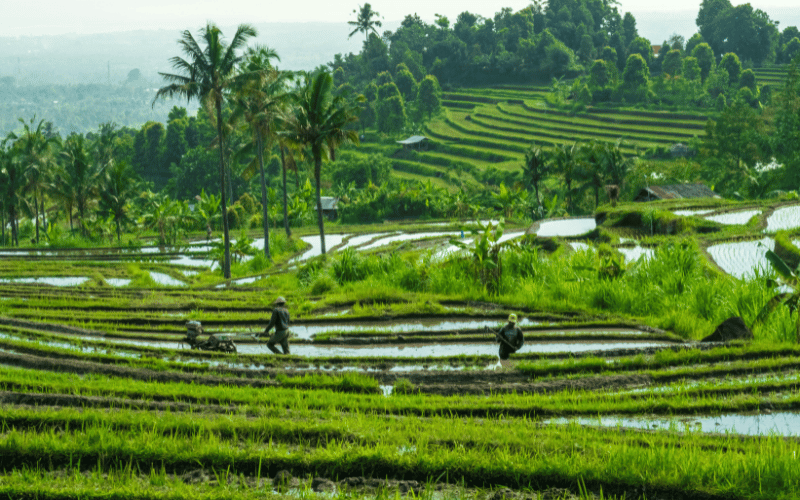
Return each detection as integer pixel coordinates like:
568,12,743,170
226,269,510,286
2,1,800,499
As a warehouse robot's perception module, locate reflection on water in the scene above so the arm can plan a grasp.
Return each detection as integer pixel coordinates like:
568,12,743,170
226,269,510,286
704,210,760,225
106,278,131,287
673,209,714,217
290,317,539,340
0,277,89,286
536,218,596,237
765,205,800,232
706,237,773,279
554,412,800,437
57,334,667,358
289,234,347,262
618,246,654,263
149,272,186,287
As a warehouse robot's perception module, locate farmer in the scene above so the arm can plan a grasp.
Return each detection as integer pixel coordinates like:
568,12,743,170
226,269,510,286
263,296,291,355
496,313,524,360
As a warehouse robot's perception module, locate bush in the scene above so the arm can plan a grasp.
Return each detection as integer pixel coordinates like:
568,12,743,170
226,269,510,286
774,231,800,270
310,274,337,295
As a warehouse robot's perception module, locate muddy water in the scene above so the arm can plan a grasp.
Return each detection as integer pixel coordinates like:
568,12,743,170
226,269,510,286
706,237,774,279
555,412,800,437
536,218,596,237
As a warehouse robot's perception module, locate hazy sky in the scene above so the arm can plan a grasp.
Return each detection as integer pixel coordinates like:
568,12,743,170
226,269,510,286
3,0,798,36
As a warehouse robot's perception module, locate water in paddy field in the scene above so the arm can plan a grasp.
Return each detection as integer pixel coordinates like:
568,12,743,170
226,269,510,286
570,242,655,264
554,412,800,437
766,205,800,232
0,277,89,286
283,317,541,340
148,272,186,287
105,278,131,287
704,210,761,225
88,338,670,357
706,237,774,279
673,209,714,217
536,218,596,237
287,234,347,262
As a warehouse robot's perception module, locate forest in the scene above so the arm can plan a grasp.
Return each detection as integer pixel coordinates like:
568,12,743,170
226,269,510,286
0,0,798,272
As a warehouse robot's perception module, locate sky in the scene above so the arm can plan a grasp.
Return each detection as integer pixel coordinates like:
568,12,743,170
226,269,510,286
3,0,798,37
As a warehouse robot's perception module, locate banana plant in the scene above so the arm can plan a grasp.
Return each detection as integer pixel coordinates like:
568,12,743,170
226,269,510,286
753,249,800,341
449,219,505,294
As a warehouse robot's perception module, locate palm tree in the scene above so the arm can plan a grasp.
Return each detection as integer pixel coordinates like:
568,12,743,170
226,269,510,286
348,4,382,41
579,141,606,209
0,141,26,246
600,139,634,207
522,143,550,217
55,135,102,236
231,45,290,260
551,142,583,214
281,71,359,255
98,160,140,244
8,117,58,244
154,22,259,279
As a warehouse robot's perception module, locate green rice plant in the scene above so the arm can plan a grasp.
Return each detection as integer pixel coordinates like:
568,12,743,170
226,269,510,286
753,249,800,342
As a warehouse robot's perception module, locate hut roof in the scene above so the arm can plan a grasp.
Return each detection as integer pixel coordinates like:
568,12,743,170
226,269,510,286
635,183,719,201
396,135,429,145
316,197,339,211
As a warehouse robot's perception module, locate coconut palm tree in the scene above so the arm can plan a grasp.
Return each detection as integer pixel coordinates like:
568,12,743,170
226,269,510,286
55,135,102,237
281,71,359,255
98,160,141,244
551,142,583,214
522,143,550,217
154,22,259,279
231,45,291,260
0,141,26,246
348,4,382,41
8,117,58,244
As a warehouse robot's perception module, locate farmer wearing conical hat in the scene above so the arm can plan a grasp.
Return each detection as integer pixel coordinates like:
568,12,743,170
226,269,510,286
496,313,524,360
263,296,291,355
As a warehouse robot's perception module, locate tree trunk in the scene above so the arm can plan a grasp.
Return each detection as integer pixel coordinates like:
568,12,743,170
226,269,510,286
33,190,39,244
313,150,326,255
41,198,48,239
256,134,271,260
116,217,121,245
10,205,18,247
280,145,291,237
216,101,232,279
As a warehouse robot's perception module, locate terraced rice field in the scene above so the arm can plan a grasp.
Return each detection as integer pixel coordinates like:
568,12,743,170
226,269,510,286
2,212,800,499
754,65,790,88
396,84,711,187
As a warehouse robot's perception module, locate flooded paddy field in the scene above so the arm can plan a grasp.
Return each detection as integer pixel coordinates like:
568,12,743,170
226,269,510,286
3,213,800,500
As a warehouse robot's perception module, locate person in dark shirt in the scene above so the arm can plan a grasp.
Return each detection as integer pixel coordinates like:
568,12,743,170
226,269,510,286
496,313,524,360
264,296,291,355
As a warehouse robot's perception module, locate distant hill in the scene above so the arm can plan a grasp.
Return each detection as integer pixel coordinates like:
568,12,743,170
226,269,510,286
0,22,393,86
